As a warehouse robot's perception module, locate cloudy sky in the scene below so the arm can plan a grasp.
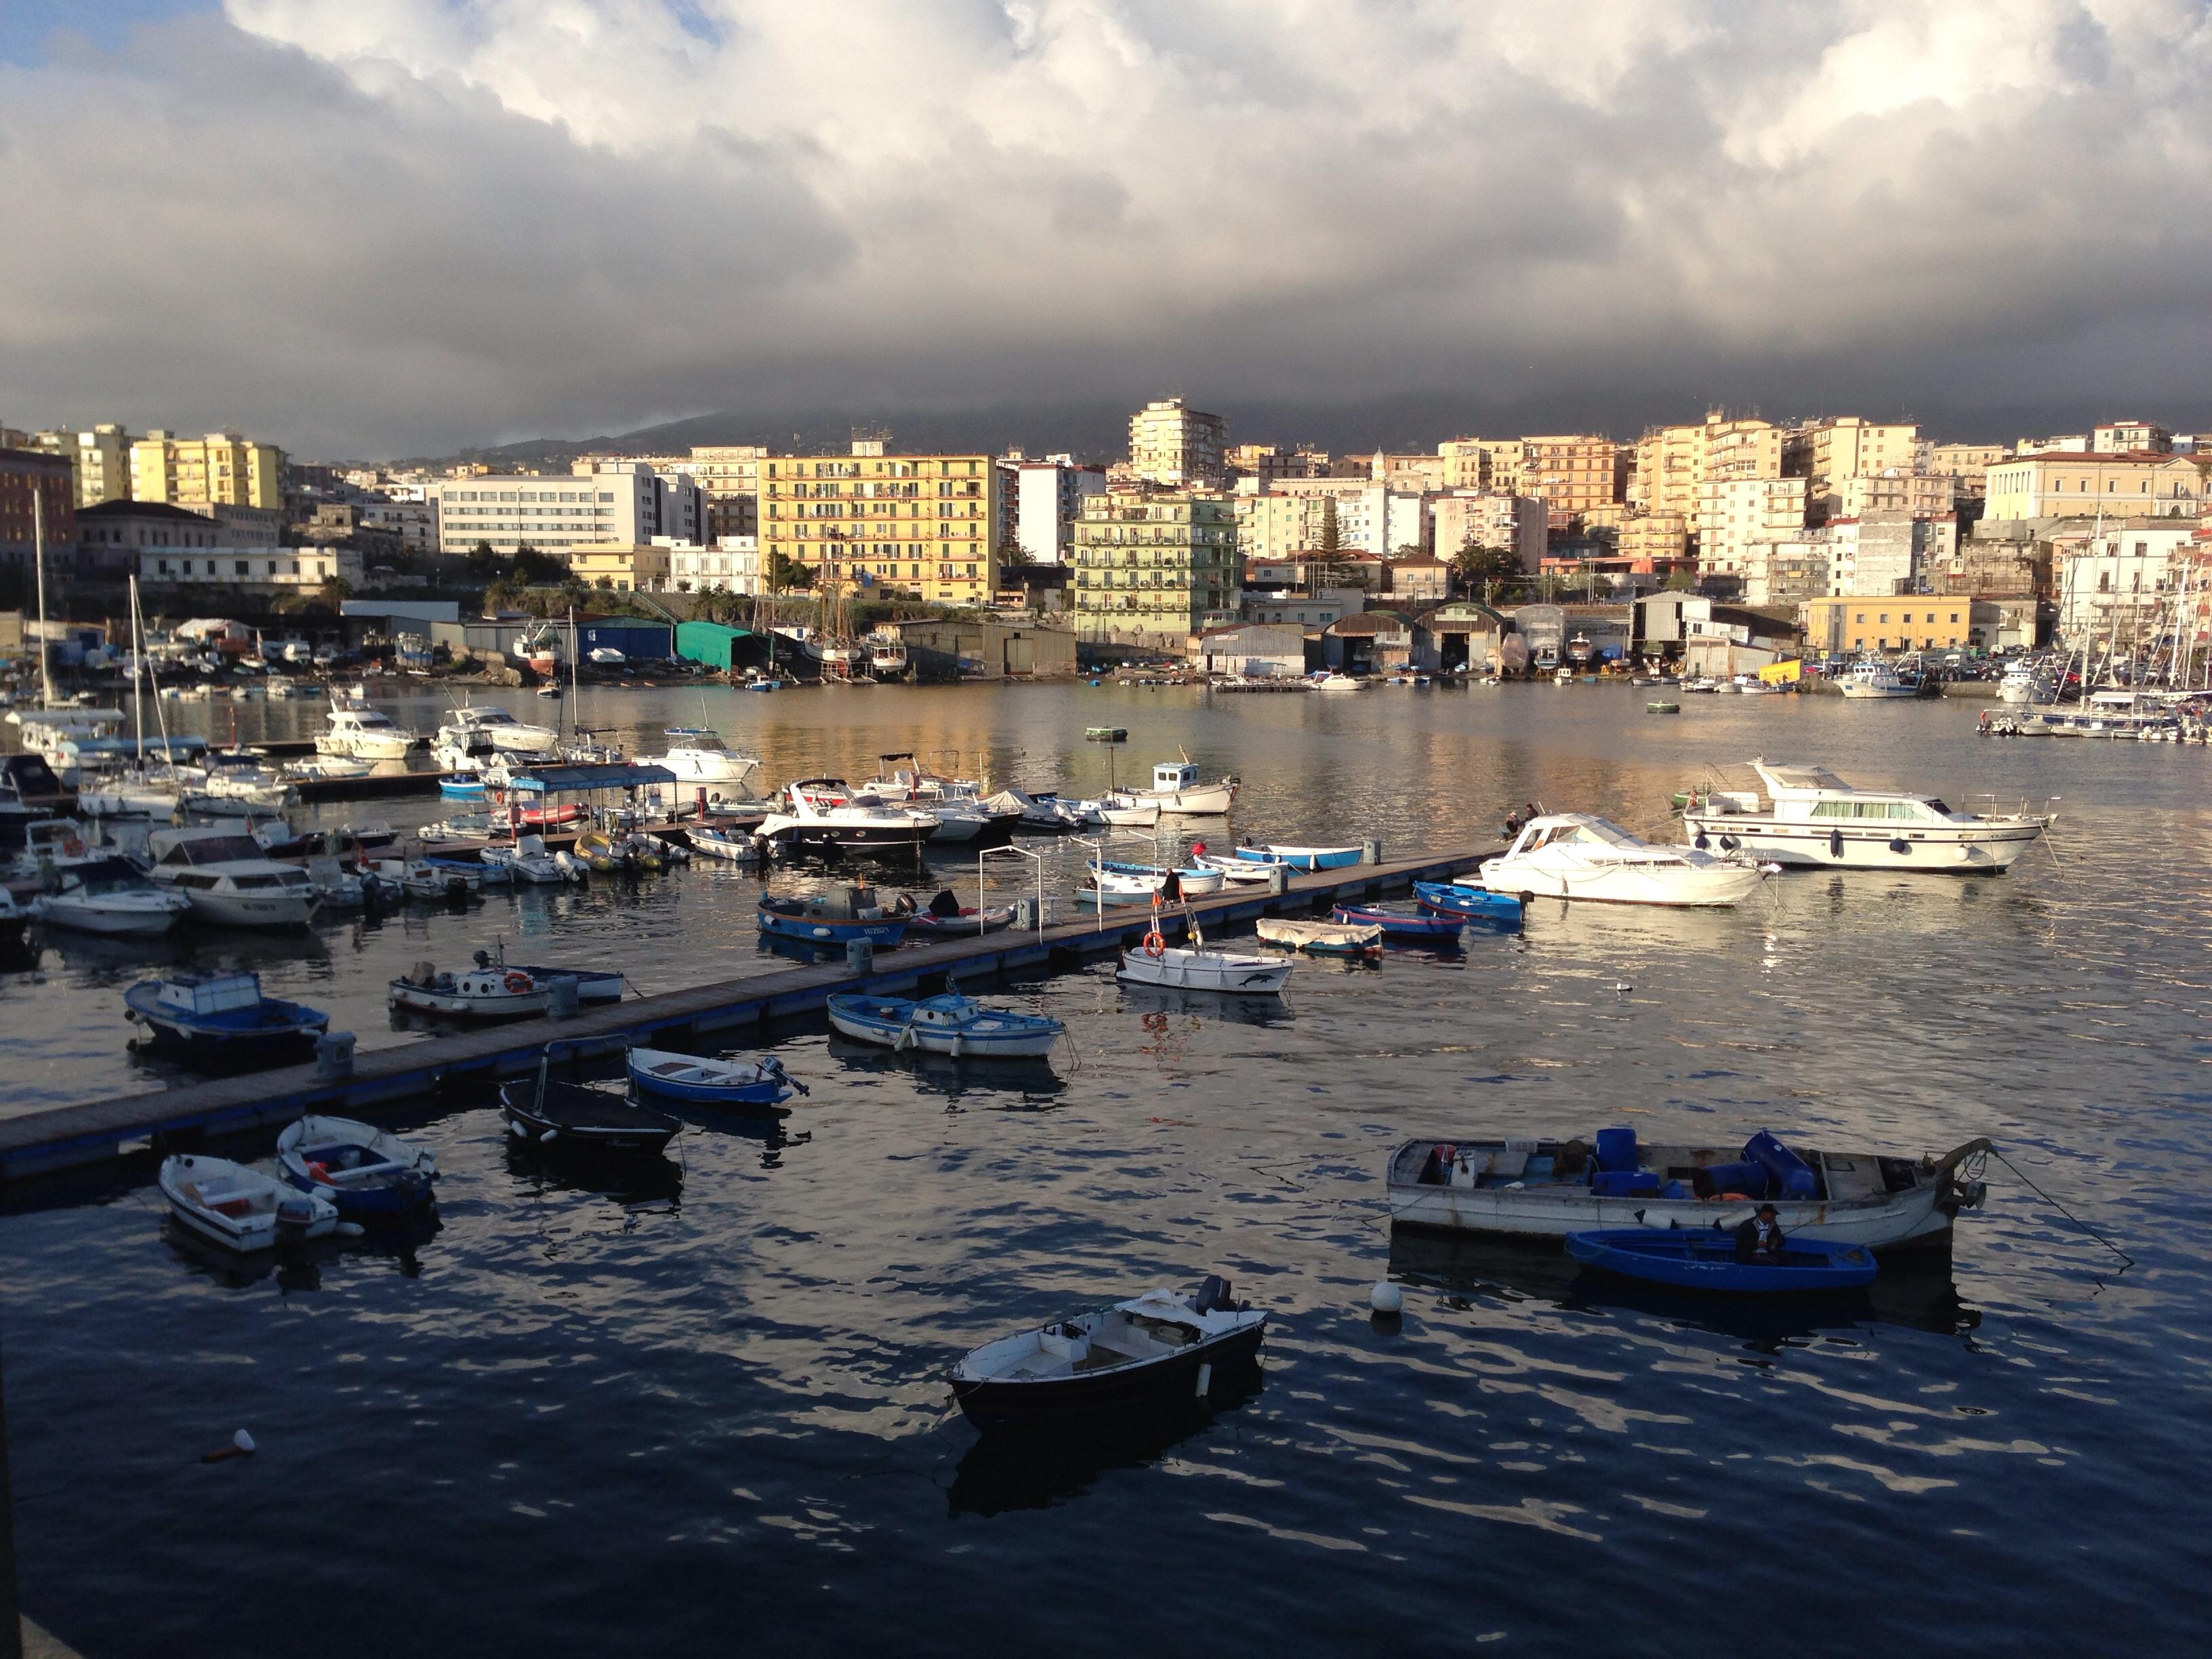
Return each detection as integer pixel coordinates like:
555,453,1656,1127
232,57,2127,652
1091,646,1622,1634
4,0,2211,459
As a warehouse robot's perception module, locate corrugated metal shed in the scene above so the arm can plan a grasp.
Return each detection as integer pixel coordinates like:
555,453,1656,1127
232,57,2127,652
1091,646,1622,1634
577,621,673,659
675,620,751,670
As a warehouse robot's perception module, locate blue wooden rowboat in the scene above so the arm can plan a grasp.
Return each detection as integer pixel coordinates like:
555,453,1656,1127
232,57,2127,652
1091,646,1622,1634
627,1046,804,1107
275,1114,437,1216
123,972,329,1062
1563,1229,1877,1293
1231,843,1364,872
1413,881,1524,928
1331,903,1467,942
440,772,487,800
827,991,1063,1058
756,893,909,947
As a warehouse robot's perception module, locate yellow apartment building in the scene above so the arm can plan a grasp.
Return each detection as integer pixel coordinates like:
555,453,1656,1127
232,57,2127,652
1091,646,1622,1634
567,543,672,592
1982,452,2207,520
1786,417,1917,492
130,430,285,510
760,443,1000,605
1519,435,1620,530
33,423,131,507
1630,424,1702,519
1701,415,1782,485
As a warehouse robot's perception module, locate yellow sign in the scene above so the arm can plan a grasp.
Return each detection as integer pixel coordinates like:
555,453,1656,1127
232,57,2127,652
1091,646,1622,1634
1758,659,1803,684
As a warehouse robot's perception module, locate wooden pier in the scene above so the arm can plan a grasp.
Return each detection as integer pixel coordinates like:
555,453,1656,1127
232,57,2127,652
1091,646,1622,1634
0,848,1481,1183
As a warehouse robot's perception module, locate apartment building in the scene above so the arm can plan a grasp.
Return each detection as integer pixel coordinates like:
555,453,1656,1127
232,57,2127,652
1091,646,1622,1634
1832,472,1955,519
760,442,998,605
1701,416,1783,486
1786,416,1917,493
1248,478,1425,557
137,545,361,592
1695,476,1807,579
2093,421,2171,453
437,461,701,558
2053,522,2198,641
1128,398,1227,489
670,535,763,596
0,447,77,570
1982,452,2206,520
1429,492,1549,573
1519,435,1622,531
1923,444,2008,496
1235,492,1330,562
1010,455,1108,565
129,430,285,510
32,424,131,508
684,445,767,539
2015,434,2090,456
1617,512,1689,569
568,543,674,593
1629,424,1702,520
1438,438,1523,494
1228,444,1328,483
1070,491,1239,643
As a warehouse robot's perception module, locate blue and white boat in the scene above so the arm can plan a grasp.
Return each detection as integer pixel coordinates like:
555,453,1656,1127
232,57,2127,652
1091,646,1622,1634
826,991,1063,1058
275,1114,438,1216
440,771,488,800
1413,881,1524,928
1230,842,1364,872
123,972,329,1062
758,887,909,947
1563,1229,1877,1294
1331,903,1467,942
627,1047,805,1107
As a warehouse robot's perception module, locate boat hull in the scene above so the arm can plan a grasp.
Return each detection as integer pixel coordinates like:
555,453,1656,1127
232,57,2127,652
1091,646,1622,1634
1412,882,1523,927
626,1051,794,1107
1232,845,1363,872
756,907,909,946
388,983,552,1020
1335,903,1470,941
1564,1230,1877,1292
825,994,1062,1058
953,1322,1267,1429
499,1080,680,1158
31,895,185,935
167,888,321,930
1679,815,2044,872
1477,857,1765,907
1117,948,1292,994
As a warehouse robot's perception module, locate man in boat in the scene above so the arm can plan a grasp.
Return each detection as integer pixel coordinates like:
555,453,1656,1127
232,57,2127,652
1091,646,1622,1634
1734,1204,1786,1262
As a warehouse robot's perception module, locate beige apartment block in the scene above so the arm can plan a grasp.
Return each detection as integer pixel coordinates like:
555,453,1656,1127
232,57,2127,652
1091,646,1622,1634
1129,397,1227,489
1785,417,1917,497
1519,434,1622,531
1618,512,1689,567
1833,472,1956,518
1696,476,1808,579
1700,415,1782,485
1982,451,2207,519
1439,438,1524,494
129,430,285,510
1630,424,1702,520
2093,421,2171,453
567,542,674,592
1430,491,1549,573
1071,491,1239,642
760,444,999,605
1923,444,2008,493
33,423,131,507
1228,444,1328,483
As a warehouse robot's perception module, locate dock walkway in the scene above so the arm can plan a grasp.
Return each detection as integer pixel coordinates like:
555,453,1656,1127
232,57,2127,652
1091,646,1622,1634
0,847,1481,1182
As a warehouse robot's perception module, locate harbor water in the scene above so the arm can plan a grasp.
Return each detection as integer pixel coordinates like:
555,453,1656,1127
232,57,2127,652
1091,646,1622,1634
3,682,2207,1655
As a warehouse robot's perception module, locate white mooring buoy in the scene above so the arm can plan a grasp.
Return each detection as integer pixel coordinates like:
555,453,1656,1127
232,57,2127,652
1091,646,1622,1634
1370,1282,1404,1316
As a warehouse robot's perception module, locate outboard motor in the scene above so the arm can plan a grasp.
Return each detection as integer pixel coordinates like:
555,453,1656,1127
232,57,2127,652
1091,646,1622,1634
1189,1275,1232,1315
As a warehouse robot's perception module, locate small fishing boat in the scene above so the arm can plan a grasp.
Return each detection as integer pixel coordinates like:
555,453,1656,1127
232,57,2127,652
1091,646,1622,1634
1189,853,1279,886
1387,1124,1991,1250
1330,903,1467,942
275,1115,438,1216
124,972,329,1061
440,771,488,800
159,1153,339,1252
1412,881,1525,928
1313,672,1366,693
499,1069,680,1158
1080,868,1179,906
1118,914,1292,994
756,885,910,947
1254,917,1383,957
429,853,508,886
626,1048,804,1107
687,823,756,862
1646,701,1681,714
1230,842,1364,872
1563,1229,1877,1293
951,1277,1267,1429
1112,760,1240,816
481,835,567,884
503,960,623,1003
388,958,559,1020
826,990,1064,1058
364,858,477,903
893,890,1020,935
1080,862,1225,905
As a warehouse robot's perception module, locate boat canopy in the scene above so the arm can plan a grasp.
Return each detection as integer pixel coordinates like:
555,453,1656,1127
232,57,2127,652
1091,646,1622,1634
508,762,677,794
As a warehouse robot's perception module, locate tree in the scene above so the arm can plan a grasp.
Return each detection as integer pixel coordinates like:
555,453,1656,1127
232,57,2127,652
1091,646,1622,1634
317,575,355,612
766,548,815,592
1318,496,1342,556
1452,534,1519,598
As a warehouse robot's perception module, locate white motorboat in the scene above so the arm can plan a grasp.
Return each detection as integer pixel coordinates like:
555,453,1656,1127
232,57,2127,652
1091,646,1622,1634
1997,661,2045,705
868,635,910,679
1189,852,1279,886
587,647,626,665
442,702,560,754
1094,798,1160,828
1385,1126,1990,1252
754,779,939,855
365,857,480,901
688,823,756,861
317,687,424,759
1477,813,1769,907
647,729,762,792
1116,914,1293,994
1838,661,1918,700
1313,672,1367,693
145,826,323,928
1681,759,2051,873
160,1153,339,1251
282,756,372,782
388,958,558,1019
482,834,568,884
29,857,194,935
1112,760,1240,816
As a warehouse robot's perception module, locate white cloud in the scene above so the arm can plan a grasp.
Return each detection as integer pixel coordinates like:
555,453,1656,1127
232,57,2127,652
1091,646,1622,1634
2,1,2210,455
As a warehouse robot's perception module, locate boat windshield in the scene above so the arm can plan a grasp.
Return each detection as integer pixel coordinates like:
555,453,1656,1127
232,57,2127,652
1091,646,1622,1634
163,836,266,864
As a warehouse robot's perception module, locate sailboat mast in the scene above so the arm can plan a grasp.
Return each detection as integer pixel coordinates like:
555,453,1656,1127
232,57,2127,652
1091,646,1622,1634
33,489,55,708
129,573,144,761
139,577,173,759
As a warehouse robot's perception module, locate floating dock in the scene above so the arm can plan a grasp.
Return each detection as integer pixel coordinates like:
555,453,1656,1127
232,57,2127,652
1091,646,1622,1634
0,848,1481,1182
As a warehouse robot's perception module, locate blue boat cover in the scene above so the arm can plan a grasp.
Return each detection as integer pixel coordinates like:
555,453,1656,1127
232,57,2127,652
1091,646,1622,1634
507,763,677,794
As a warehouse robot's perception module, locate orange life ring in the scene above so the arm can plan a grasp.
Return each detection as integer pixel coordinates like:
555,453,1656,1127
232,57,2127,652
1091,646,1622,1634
1142,929,1166,958
62,836,85,857
504,970,533,994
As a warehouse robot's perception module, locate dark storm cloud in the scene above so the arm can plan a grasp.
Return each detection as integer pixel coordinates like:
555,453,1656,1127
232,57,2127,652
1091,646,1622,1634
3,1,2211,456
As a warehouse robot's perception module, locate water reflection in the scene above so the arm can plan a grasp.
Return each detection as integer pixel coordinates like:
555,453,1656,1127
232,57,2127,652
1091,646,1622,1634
823,1035,1069,1104
1113,983,1296,1026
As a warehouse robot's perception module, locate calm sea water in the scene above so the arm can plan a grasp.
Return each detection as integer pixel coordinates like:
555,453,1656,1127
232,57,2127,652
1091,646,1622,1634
3,683,2207,1656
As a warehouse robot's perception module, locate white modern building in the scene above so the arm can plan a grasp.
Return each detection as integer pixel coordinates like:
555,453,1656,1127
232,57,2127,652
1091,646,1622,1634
2054,522,2198,642
1128,397,1227,489
670,535,764,596
1239,478,1425,560
138,546,363,592
1696,476,1809,581
435,460,705,557
1010,455,1107,565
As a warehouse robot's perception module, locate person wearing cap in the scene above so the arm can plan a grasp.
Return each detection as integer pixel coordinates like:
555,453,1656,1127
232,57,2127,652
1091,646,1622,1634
1733,1203,1786,1263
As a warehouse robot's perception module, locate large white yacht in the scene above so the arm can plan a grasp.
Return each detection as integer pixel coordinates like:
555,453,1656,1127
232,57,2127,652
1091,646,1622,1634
146,825,322,928
1477,813,1769,907
754,779,940,855
1682,759,2051,872
645,728,762,791
441,703,560,754
317,687,425,760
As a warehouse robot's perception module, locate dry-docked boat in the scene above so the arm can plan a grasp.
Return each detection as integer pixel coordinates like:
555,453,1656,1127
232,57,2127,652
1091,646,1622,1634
1477,814,1768,907
1681,759,2051,872
951,1278,1268,1429
1386,1125,1990,1251
159,1153,339,1251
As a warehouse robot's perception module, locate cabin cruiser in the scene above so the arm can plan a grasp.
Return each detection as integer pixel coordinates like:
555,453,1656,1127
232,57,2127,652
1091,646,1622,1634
1997,660,2047,705
439,702,560,755
28,855,194,935
645,729,763,791
861,755,1021,846
1837,660,1919,699
1109,760,1240,817
145,825,322,928
754,779,941,855
1681,759,2051,872
1386,1124,1989,1251
867,633,910,679
183,748,298,812
317,687,425,760
1477,813,1769,907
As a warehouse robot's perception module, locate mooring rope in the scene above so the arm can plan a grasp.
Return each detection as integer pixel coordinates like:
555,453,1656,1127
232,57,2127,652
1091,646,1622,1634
1989,1147,2133,1268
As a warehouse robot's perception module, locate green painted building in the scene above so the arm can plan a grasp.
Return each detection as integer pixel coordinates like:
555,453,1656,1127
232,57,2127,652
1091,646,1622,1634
1070,491,1239,645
